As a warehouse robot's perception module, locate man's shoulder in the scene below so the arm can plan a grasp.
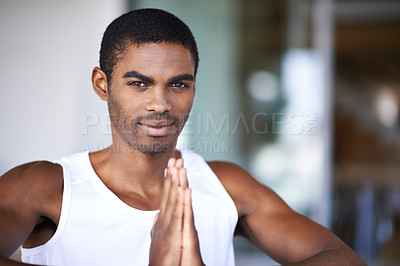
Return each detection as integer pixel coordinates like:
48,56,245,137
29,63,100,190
2,160,62,182
206,160,249,183
206,160,283,218
206,160,263,196
0,160,63,205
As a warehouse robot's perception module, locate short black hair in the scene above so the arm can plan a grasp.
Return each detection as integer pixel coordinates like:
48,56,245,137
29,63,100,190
99,8,199,84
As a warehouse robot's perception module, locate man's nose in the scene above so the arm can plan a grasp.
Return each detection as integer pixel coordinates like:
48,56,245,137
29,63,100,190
144,87,172,113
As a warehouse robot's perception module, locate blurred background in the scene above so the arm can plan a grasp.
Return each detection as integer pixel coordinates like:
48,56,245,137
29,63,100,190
1,0,400,265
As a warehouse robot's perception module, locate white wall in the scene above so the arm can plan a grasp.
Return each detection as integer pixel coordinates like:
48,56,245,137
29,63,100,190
0,0,125,175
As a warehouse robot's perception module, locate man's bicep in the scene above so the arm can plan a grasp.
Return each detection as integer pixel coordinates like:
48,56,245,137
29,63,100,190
0,162,56,257
231,177,311,262
0,207,37,257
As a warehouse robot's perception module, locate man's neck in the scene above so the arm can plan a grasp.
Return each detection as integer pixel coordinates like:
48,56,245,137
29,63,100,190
89,142,179,201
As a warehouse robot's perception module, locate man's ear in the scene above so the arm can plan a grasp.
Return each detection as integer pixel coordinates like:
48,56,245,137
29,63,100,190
92,67,108,101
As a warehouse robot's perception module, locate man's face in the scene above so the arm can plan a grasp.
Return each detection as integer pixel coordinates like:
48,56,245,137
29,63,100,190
107,42,195,154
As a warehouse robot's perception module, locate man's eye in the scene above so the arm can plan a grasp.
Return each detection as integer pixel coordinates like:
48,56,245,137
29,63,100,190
171,82,189,88
128,81,145,87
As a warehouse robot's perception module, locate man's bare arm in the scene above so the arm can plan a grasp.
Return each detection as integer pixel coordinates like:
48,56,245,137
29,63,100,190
0,161,63,265
209,161,366,265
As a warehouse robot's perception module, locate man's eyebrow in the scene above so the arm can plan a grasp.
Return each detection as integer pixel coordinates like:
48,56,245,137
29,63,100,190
122,71,155,84
168,74,194,84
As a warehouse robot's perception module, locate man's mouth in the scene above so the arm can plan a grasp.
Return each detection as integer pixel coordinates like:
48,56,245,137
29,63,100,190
138,120,175,136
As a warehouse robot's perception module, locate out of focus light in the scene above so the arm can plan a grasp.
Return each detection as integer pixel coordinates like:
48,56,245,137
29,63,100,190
251,144,285,182
374,89,398,128
246,70,279,102
282,49,323,115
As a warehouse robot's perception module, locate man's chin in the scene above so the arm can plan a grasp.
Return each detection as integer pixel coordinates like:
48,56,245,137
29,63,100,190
134,141,175,154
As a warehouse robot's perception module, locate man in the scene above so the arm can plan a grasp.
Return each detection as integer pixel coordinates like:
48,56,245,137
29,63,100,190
0,8,365,266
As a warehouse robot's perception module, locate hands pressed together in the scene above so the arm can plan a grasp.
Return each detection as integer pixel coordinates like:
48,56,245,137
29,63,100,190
149,158,205,266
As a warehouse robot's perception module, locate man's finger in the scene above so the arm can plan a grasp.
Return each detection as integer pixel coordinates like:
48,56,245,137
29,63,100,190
176,158,183,168
168,157,176,168
171,187,184,231
183,188,194,230
159,167,173,216
153,212,159,226
162,167,180,222
150,212,159,239
179,168,188,188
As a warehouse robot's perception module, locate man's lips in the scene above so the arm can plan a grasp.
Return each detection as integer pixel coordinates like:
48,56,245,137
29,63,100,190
138,120,175,136
139,120,175,127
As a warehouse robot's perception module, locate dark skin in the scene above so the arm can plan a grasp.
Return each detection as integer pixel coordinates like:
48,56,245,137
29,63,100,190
0,43,366,265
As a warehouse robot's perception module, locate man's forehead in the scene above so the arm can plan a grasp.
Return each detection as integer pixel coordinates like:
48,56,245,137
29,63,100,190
113,42,196,77
123,42,191,57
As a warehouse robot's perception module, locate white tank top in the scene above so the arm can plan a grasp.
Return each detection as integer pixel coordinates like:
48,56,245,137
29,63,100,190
21,150,238,266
